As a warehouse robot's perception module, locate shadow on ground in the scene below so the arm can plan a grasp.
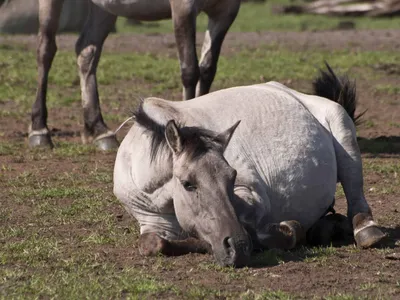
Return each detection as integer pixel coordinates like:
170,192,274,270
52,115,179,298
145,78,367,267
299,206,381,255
358,136,400,154
248,225,400,268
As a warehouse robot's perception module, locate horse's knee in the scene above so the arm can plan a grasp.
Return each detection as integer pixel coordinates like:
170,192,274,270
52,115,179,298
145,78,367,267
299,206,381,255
181,64,200,89
199,61,216,86
76,44,98,76
138,232,168,256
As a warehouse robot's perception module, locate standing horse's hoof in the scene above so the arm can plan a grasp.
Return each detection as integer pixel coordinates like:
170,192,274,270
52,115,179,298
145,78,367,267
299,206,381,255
93,134,119,151
354,226,386,248
28,134,54,149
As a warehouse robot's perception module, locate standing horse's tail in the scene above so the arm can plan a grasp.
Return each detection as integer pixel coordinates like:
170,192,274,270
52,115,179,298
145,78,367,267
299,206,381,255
313,62,365,125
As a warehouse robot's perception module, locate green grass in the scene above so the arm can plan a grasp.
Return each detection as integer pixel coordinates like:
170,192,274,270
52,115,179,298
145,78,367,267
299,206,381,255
1,43,399,114
323,294,365,300
240,289,294,300
1,263,173,299
116,1,400,34
375,84,400,95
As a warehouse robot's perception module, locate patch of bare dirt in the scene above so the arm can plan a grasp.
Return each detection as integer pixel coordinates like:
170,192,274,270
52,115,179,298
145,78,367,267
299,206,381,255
1,29,399,56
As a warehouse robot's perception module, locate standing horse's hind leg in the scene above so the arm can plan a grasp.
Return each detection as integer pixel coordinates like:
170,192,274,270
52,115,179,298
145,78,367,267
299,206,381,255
196,0,240,97
29,0,64,148
170,1,199,100
331,107,386,248
75,3,118,150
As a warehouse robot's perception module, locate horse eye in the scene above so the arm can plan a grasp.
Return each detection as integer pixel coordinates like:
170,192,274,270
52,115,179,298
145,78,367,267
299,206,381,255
181,180,196,192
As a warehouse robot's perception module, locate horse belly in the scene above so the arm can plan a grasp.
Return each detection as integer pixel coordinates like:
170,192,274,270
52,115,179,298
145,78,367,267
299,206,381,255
91,0,172,20
267,139,337,230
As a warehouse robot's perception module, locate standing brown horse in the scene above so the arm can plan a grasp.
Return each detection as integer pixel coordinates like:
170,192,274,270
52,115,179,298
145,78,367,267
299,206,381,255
30,0,241,150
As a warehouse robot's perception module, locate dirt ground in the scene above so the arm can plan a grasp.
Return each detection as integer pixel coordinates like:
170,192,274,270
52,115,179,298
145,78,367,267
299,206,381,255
1,29,399,299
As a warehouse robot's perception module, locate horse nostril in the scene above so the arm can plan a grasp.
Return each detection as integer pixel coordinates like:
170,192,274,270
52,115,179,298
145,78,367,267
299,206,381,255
223,236,230,249
223,237,235,254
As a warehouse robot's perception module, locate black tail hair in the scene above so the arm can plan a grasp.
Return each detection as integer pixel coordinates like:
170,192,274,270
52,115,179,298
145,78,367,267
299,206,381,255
313,62,365,125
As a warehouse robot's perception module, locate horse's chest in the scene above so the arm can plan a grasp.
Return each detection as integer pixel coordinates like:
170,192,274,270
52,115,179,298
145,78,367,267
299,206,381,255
91,0,172,20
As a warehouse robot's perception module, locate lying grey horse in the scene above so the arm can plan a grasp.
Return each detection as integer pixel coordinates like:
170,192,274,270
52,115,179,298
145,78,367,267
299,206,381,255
114,65,385,267
30,0,240,150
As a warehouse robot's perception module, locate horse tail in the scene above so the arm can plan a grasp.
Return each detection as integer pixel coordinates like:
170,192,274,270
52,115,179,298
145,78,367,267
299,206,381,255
312,62,365,125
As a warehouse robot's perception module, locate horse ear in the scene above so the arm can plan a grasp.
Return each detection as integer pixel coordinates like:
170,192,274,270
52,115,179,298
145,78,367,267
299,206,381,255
165,120,183,155
215,120,241,152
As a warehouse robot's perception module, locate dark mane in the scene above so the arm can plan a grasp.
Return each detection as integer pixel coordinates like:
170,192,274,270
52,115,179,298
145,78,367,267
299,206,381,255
133,103,219,162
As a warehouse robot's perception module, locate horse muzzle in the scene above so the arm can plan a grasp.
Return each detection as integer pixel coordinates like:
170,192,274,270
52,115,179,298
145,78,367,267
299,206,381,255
214,235,252,267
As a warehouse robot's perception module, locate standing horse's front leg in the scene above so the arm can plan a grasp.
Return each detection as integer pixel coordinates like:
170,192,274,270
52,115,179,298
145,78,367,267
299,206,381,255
170,0,199,100
29,0,64,148
75,3,119,150
139,232,211,256
196,0,241,97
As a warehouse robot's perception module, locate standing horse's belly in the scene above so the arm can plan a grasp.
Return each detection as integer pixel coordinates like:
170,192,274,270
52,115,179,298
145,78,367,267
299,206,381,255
91,0,172,20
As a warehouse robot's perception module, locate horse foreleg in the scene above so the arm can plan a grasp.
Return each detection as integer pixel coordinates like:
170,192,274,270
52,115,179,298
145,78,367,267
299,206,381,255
75,3,118,150
30,0,64,148
331,108,386,248
138,232,211,256
196,0,240,97
257,220,305,250
170,0,199,100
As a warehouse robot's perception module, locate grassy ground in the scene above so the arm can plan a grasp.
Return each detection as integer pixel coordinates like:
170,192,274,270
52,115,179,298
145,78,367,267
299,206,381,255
1,142,399,298
0,43,398,120
1,2,400,299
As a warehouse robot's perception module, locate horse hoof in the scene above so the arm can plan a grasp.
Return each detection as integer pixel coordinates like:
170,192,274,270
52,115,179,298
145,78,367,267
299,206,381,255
28,134,54,149
280,220,306,248
138,232,167,256
93,134,119,151
354,226,386,248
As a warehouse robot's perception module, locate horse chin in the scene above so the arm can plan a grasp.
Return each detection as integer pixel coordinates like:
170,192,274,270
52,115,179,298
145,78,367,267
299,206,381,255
213,248,251,268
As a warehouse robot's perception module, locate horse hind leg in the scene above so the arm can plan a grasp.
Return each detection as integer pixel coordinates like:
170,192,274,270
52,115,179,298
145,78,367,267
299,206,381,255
307,213,353,246
330,107,386,248
170,0,199,100
196,0,240,97
75,3,118,150
30,0,64,148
